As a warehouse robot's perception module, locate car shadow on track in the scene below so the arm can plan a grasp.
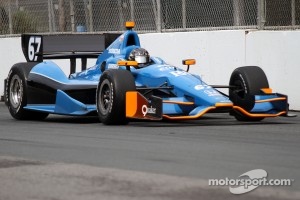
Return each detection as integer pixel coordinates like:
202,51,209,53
129,119,294,128
45,115,100,124
44,114,295,127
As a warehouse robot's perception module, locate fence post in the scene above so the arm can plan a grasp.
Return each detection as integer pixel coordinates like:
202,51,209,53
48,0,53,32
182,0,186,29
130,0,134,21
83,0,89,31
50,0,56,32
291,0,296,27
8,0,13,34
58,0,66,32
89,0,94,32
70,0,75,32
156,0,161,32
233,0,245,26
257,0,266,30
82,0,93,32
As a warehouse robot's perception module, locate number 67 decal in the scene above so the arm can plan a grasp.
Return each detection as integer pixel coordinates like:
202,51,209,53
28,36,42,61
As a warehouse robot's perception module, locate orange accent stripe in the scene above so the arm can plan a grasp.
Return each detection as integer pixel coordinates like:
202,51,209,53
233,106,286,117
163,106,216,120
163,100,195,105
255,97,286,103
215,102,233,107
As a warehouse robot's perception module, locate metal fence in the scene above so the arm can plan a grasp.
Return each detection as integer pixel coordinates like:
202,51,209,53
1,0,300,36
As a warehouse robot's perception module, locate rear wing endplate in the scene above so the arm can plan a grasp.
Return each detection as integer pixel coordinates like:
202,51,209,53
21,33,120,73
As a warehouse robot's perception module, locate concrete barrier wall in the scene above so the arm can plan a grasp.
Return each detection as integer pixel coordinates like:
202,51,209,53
1,30,300,110
140,30,300,110
1,37,25,98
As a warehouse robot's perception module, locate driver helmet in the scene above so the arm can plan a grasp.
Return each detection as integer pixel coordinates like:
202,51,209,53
128,48,150,66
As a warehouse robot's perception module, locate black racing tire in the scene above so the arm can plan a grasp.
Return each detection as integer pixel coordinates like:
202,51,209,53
229,66,269,121
96,69,136,125
6,62,49,120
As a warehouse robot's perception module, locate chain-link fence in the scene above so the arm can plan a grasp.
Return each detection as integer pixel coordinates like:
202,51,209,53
1,0,300,36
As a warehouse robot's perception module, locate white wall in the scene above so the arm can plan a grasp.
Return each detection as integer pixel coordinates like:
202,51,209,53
1,30,300,110
140,30,300,110
245,31,300,111
0,37,25,95
140,30,246,86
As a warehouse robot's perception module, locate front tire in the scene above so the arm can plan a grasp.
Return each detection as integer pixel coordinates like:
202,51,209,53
96,69,136,125
6,63,49,120
229,66,269,121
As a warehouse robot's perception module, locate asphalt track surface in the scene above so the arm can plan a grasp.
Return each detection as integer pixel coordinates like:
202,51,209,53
0,102,299,200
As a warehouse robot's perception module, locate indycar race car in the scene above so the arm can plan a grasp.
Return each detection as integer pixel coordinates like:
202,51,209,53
4,22,294,125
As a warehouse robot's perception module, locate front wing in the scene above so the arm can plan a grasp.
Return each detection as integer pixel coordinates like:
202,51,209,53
126,91,290,120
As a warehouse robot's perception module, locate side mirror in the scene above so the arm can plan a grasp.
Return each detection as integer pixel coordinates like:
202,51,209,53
117,60,139,70
182,59,196,72
117,60,138,67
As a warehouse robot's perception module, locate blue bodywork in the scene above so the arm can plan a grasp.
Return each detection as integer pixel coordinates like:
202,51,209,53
24,27,288,119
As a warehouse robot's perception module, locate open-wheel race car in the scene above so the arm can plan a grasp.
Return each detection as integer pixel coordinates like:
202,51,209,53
5,21,294,125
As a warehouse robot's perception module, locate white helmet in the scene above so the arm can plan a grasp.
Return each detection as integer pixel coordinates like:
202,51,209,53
128,48,150,66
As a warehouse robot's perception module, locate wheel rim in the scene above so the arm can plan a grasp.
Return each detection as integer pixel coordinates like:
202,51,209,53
233,79,246,99
99,80,112,115
9,75,23,109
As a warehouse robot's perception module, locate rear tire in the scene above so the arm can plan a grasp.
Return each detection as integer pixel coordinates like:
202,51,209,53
6,62,49,120
229,66,269,121
96,69,136,125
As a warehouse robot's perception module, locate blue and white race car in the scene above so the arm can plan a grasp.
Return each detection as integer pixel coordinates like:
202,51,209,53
5,22,294,125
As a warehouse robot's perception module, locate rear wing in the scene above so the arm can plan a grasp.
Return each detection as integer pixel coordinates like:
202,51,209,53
21,33,120,73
